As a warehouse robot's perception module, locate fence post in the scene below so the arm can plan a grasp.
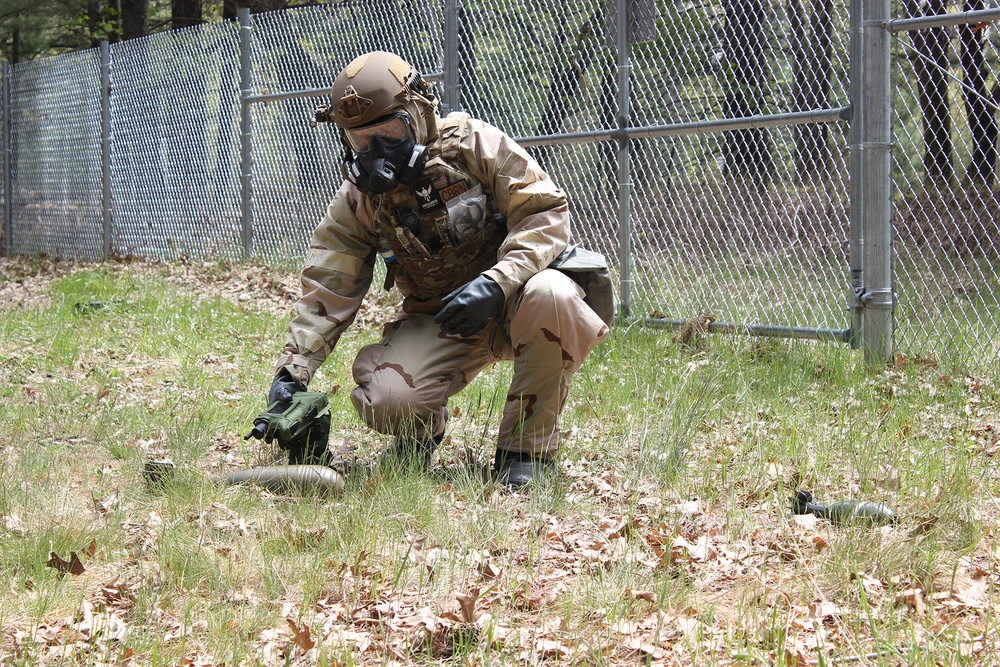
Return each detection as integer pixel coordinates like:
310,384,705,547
616,0,632,319
239,7,254,260
860,0,894,365
2,61,10,257
847,0,864,349
443,0,461,112
100,41,112,260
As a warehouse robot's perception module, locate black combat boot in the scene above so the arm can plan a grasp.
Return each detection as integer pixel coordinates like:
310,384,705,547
493,450,555,488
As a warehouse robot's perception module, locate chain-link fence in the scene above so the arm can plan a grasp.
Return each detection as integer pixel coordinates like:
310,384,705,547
889,1,1000,366
1,0,998,370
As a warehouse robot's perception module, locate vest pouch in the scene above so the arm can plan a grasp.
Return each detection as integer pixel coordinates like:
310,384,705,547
396,221,506,314
445,185,489,245
548,245,616,326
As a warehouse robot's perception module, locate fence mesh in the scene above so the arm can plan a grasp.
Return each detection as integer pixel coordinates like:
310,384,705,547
7,49,104,258
461,0,853,331
1,0,998,370
110,25,243,259
891,0,1000,366
248,2,445,263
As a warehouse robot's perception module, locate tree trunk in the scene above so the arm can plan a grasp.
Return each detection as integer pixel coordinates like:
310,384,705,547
905,0,953,184
959,0,998,188
789,0,832,179
534,14,598,168
172,0,204,30
599,61,618,201
722,0,773,188
121,0,149,40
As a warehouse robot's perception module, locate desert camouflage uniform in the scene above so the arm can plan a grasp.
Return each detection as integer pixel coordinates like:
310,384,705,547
276,112,610,457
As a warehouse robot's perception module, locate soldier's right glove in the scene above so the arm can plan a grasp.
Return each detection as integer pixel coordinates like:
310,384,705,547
269,369,304,404
245,391,332,466
434,275,505,337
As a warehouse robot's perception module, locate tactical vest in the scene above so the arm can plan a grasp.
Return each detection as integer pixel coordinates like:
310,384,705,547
372,113,508,314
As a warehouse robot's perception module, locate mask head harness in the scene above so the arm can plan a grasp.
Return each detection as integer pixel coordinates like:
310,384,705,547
311,52,434,195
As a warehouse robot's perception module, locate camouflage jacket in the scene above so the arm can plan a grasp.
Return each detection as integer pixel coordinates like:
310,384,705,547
276,112,571,386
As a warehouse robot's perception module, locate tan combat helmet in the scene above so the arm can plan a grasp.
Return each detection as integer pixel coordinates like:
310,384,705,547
324,51,439,145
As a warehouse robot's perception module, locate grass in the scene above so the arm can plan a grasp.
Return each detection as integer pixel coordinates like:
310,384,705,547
0,255,998,665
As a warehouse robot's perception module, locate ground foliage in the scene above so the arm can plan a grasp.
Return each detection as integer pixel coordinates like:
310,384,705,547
0,256,998,666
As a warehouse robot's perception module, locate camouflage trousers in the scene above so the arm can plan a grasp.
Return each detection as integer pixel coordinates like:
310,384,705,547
350,269,610,457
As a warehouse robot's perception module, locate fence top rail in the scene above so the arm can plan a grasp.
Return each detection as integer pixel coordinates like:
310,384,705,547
515,106,851,148
876,7,1000,33
245,72,444,105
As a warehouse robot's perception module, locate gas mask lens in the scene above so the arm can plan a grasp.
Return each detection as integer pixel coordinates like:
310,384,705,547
345,114,410,153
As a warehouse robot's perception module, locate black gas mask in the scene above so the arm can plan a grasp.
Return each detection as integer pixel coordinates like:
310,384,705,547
341,113,428,195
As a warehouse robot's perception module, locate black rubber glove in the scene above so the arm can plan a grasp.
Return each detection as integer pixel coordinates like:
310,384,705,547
268,368,305,405
434,275,505,338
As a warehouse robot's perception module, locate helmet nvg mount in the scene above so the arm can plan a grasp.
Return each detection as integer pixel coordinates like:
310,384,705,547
312,51,436,194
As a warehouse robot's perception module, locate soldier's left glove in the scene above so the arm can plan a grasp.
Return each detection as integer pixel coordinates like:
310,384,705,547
434,275,505,337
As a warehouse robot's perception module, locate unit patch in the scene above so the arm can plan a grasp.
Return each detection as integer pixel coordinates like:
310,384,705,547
412,180,443,212
439,180,470,203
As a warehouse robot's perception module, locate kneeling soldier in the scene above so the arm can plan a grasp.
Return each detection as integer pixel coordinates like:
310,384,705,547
268,51,612,487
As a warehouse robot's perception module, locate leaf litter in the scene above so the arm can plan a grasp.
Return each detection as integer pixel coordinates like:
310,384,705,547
1,256,999,665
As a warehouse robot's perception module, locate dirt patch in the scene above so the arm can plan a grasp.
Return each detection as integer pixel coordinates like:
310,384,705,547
0,256,302,317
0,256,400,324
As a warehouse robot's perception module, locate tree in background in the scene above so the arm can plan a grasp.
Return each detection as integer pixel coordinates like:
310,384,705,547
788,0,832,180
121,0,149,39
534,9,599,169
171,0,201,30
958,0,998,188
722,0,773,188
904,0,954,184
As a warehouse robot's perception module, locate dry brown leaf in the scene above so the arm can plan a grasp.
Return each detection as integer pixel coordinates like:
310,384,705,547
286,618,315,651
850,570,884,597
394,606,438,632
47,551,86,576
535,638,572,659
480,559,502,581
512,587,560,611
907,516,939,539
98,578,137,608
954,574,990,609
669,535,714,563
93,492,119,514
783,645,812,667
625,636,666,659
75,600,128,643
33,622,66,645
627,588,657,603
809,599,845,622
181,656,216,667
896,588,928,615
455,590,479,624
